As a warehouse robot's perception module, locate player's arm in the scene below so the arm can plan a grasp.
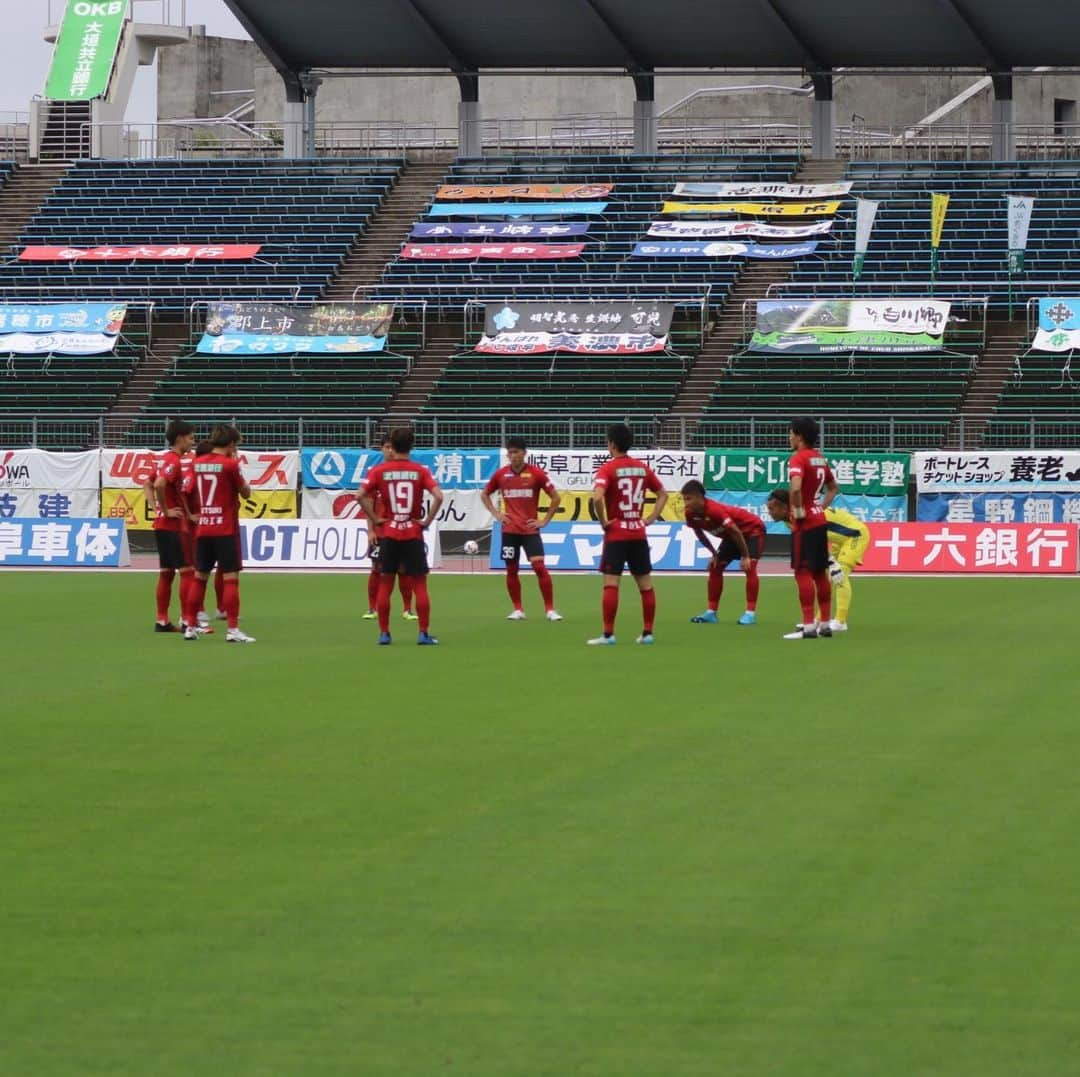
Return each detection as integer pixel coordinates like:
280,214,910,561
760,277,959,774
693,526,717,556
536,484,561,528
788,467,805,521
592,481,609,531
723,524,753,573
420,483,443,529
642,469,667,526
144,477,163,516
357,489,384,526
153,474,183,518
821,471,839,511
480,487,507,525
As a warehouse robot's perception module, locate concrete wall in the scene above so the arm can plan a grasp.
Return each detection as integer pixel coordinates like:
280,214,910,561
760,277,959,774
158,26,256,121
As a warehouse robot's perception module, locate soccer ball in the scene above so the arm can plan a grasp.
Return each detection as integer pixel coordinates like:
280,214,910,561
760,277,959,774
463,540,480,555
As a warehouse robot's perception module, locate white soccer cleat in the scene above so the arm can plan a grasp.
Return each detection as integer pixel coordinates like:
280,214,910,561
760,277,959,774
545,610,563,621
197,610,210,628
215,609,228,621
783,625,818,640
586,634,616,646
226,628,257,644
507,609,526,620
183,625,200,641
828,619,848,633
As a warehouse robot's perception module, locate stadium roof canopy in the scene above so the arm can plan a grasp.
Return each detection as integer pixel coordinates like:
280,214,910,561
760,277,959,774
222,0,1080,79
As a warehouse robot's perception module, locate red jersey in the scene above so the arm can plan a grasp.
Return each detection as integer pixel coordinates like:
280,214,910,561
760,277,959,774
152,450,185,533
685,497,766,539
484,463,556,535
360,459,438,542
593,455,664,541
788,448,834,530
193,453,245,537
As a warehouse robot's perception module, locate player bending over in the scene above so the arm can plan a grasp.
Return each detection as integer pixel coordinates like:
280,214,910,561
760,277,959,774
588,423,667,646
146,419,195,633
481,435,563,621
680,479,764,626
363,435,415,622
356,427,443,646
181,425,256,643
766,489,869,633
784,417,839,640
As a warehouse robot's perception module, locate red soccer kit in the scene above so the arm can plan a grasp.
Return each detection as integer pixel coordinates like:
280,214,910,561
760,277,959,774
787,448,835,530
593,455,664,540
152,450,186,533
483,463,556,535
685,498,766,540
360,459,438,541
193,453,245,536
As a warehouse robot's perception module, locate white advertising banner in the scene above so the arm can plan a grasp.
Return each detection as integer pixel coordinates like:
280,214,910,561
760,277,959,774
1007,195,1034,252
101,448,298,490
915,451,1080,493
854,198,879,254
0,449,100,520
302,488,492,530
517,449,704,491
672,181,853,199
646,219,833,240
239,518,442,569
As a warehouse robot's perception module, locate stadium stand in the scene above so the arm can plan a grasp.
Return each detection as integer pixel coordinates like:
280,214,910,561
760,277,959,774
985,349,1080,447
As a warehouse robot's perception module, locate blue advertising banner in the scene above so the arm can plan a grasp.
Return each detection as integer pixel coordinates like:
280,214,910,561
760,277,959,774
197,332,387,355
0,518,129,566
427,202,608,218
410,222,590,239
0,302,126,355
917,492,1080,525
709,490,907,535
632,240,819,259
302,448,502,491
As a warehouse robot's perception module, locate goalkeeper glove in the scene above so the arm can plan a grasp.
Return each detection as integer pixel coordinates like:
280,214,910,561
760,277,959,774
828,557,845,585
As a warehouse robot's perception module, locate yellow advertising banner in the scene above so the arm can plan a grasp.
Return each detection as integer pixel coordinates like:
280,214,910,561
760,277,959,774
538,490,686,523
102,488,298,530
662,200,841,217
930,192,949,248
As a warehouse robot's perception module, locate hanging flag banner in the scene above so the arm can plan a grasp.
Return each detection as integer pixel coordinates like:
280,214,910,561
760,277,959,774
410,222,590,240
196,301,394,355
672,181,853,199
435,184,612,200
401,243,584,261
914,450,1080,493
45,0,126,102
427,202,607,218
0,302,127,355
1033,297,1080,351
477,301,674,355
633,240,818,260
852,198,879,281
860,522,1078,574
662,200,841,217
750,299,951,354
930,193,949,248
1007,195,1034,273
0,519,130,567
646,219,832,240
19,244,262,261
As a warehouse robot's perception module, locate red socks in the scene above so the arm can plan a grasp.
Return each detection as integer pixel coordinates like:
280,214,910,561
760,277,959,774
641,588,656,633
602,584,619,634
505,561,523,609
814,571,832,622
155,569,175,622
795,568,816,623
707,563,724,611
367,569,380,610
411,576,431,633
534,561,555,611
399,574,415,613
222,577,240,630
213,568,226,612
376,573,395,633
184,576,208,628
745,560,760,611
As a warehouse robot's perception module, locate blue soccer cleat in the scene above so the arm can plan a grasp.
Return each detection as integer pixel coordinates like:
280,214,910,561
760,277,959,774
636,633,655,645
586,634,616,646
417,632,439,646
737,611,757,626
377,632,392,645
690,610,718,624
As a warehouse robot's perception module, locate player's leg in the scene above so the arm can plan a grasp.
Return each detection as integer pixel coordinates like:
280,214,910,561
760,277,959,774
831,563,853,629
155,567,176,627
184,538,213,639
526,535,559,620
630,542,656,644
589,542,622,644
399,574,416,619
691,560,722,623
504,539,524,618
808,526,832,633
153,531,182,630
785,530,819,639
406,539,437,644
739,535,762,626
213,567,226,619
220,535,254,642
374,542,398,641
365,568,380,617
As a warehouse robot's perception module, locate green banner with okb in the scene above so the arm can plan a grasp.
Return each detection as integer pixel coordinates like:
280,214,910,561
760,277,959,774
45,0,126,102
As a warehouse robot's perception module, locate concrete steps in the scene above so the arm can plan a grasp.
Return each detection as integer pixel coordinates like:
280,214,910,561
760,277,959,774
0,163,68,255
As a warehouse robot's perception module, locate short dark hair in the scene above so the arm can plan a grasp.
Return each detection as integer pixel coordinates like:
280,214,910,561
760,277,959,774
165,419,194,446
607,423,633,454
768,488,790,505
506,436,527,452
790,417,820,448
378,435,393,449
210,424,241,448
680,479,706,497
390,427,415,454
194,439,213,456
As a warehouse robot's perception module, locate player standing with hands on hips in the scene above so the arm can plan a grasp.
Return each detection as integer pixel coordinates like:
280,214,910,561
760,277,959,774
588,423,667,646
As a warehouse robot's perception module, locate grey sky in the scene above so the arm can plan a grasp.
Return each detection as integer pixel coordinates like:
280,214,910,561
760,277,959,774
0,1,251,123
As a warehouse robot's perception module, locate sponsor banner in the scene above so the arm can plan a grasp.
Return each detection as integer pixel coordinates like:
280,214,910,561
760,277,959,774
426,202,608,218
0,518,129,567
45,0,125,102
750,299,950,354
101,488,298,530
646,219,832,240
0,448,99,491
301,448,501,491
401,243,584,261
917,492,1080,525
0,488,98,519
662,200,841,217
672,181,853,199
708,490,906,535
632,240,818,260
410,222,590,239
1007,195,1034,253
1033,297,1080,351
930,192,949,249
238,519,441,569
302,487,493,530
476,332,667,355
541,489,686,524
100,449,298,491
705,449,909,497
862,522,1078,574
19,244,262,262
201,301,394,339
522,449,704,491
0,303,126,335
0,331,120,356
436,184,612,200
198,332,387,355
914,451,1080,493
484,300,674,338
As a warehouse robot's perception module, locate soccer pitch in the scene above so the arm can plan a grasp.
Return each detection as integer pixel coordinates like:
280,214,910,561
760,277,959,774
2,570,1077,1076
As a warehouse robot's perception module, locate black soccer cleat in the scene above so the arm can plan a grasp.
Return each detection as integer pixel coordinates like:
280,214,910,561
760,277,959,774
154,621,179,633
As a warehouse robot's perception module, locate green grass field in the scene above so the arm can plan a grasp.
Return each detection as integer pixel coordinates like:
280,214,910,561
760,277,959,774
2,569,1078,1076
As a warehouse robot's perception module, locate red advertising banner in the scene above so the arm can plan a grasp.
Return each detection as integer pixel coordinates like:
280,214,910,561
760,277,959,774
862,522,1079,574
401,243,585,261
18,244,262,261
436,184,612,200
